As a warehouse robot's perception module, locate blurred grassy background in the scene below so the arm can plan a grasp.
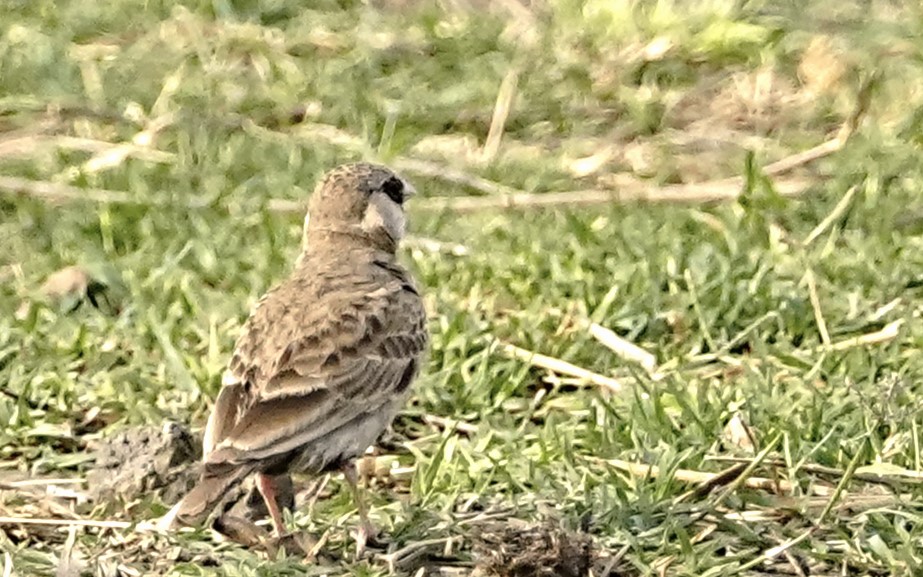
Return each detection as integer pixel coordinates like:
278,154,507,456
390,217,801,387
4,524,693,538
3,0,923,575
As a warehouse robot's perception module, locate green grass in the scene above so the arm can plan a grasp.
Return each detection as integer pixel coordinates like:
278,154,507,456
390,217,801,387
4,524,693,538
3,0,923,575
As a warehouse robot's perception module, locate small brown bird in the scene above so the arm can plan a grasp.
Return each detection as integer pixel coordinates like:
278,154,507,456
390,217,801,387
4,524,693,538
160,162,428,555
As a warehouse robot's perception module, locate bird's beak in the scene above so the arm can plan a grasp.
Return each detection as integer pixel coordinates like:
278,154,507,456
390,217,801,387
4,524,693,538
402,179,418,198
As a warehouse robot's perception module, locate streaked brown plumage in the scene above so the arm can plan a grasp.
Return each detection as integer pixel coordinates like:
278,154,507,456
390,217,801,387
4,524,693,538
162,163,427,553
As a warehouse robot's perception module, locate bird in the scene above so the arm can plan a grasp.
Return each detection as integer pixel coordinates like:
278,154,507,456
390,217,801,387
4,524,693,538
158,162,428,556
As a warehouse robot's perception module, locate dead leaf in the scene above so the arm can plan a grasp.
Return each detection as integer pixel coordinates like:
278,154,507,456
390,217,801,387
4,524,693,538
724,412,757,453
40,266,89,301
799,35,847,98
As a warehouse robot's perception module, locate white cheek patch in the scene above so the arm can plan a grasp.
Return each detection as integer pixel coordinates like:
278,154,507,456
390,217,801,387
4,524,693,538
362,192,406,240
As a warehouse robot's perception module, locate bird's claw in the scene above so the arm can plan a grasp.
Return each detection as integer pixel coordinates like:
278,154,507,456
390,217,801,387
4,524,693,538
354,521,380,558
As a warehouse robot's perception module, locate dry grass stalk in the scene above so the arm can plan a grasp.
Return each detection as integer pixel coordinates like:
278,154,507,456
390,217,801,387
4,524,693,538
416,176,814,212
0,176,158,206
761,137,845,176
0,118,64,158
0,133,173,164
734,528,816,573
266,197,301,213
687,317,903,380
763,72,872,177
403,236,470,256
0,516,132,529
288,121,365,150
498,342,624,393
804,269,831,347
802,184,859,246
586,321,658,374
481,66,519,164
600,458,834,496
708,459,923,496
58,525,84,577
773,493,913,513
423,414,479,434
63,136,174,163
381,537,458,573
0,478,84,489
80,113,176,175
820,319,903,352
393,157,522,196
250,121,522,196
782,547,808,577
151,64,186,118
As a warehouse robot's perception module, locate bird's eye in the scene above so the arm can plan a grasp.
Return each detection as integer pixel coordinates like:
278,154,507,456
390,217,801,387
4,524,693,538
381,176,404,205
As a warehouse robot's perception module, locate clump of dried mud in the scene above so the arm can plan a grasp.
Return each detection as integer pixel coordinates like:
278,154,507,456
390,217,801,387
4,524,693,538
87,422,201,505
473,520,594,577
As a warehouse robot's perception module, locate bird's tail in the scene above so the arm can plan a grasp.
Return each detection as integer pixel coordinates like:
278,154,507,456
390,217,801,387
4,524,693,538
161,463,255,530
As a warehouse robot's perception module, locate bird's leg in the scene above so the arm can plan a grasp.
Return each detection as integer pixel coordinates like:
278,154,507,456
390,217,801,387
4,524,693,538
256,473,287,536
342,461,376,557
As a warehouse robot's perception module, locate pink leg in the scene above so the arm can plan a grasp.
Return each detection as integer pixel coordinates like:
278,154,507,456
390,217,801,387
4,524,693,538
257,473,287,536
342,462,376,557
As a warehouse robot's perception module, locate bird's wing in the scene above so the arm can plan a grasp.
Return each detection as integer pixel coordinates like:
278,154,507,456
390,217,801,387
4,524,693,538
202,375,248,457
205,272,426,468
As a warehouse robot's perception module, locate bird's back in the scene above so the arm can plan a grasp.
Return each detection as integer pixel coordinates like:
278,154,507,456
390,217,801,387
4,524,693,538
202,245,426,476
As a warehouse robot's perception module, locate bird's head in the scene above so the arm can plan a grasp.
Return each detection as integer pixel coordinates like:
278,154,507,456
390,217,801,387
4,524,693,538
303,162,416,253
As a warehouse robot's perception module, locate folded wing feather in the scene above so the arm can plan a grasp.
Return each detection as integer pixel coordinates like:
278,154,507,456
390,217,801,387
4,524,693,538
204,274,426,472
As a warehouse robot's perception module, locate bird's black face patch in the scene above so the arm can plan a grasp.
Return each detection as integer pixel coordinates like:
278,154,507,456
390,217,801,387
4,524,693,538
381,176,404,205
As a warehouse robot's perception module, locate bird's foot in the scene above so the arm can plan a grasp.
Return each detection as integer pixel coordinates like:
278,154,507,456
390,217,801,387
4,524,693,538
268,531,324,559
213,514,270,547
354,521,381,558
